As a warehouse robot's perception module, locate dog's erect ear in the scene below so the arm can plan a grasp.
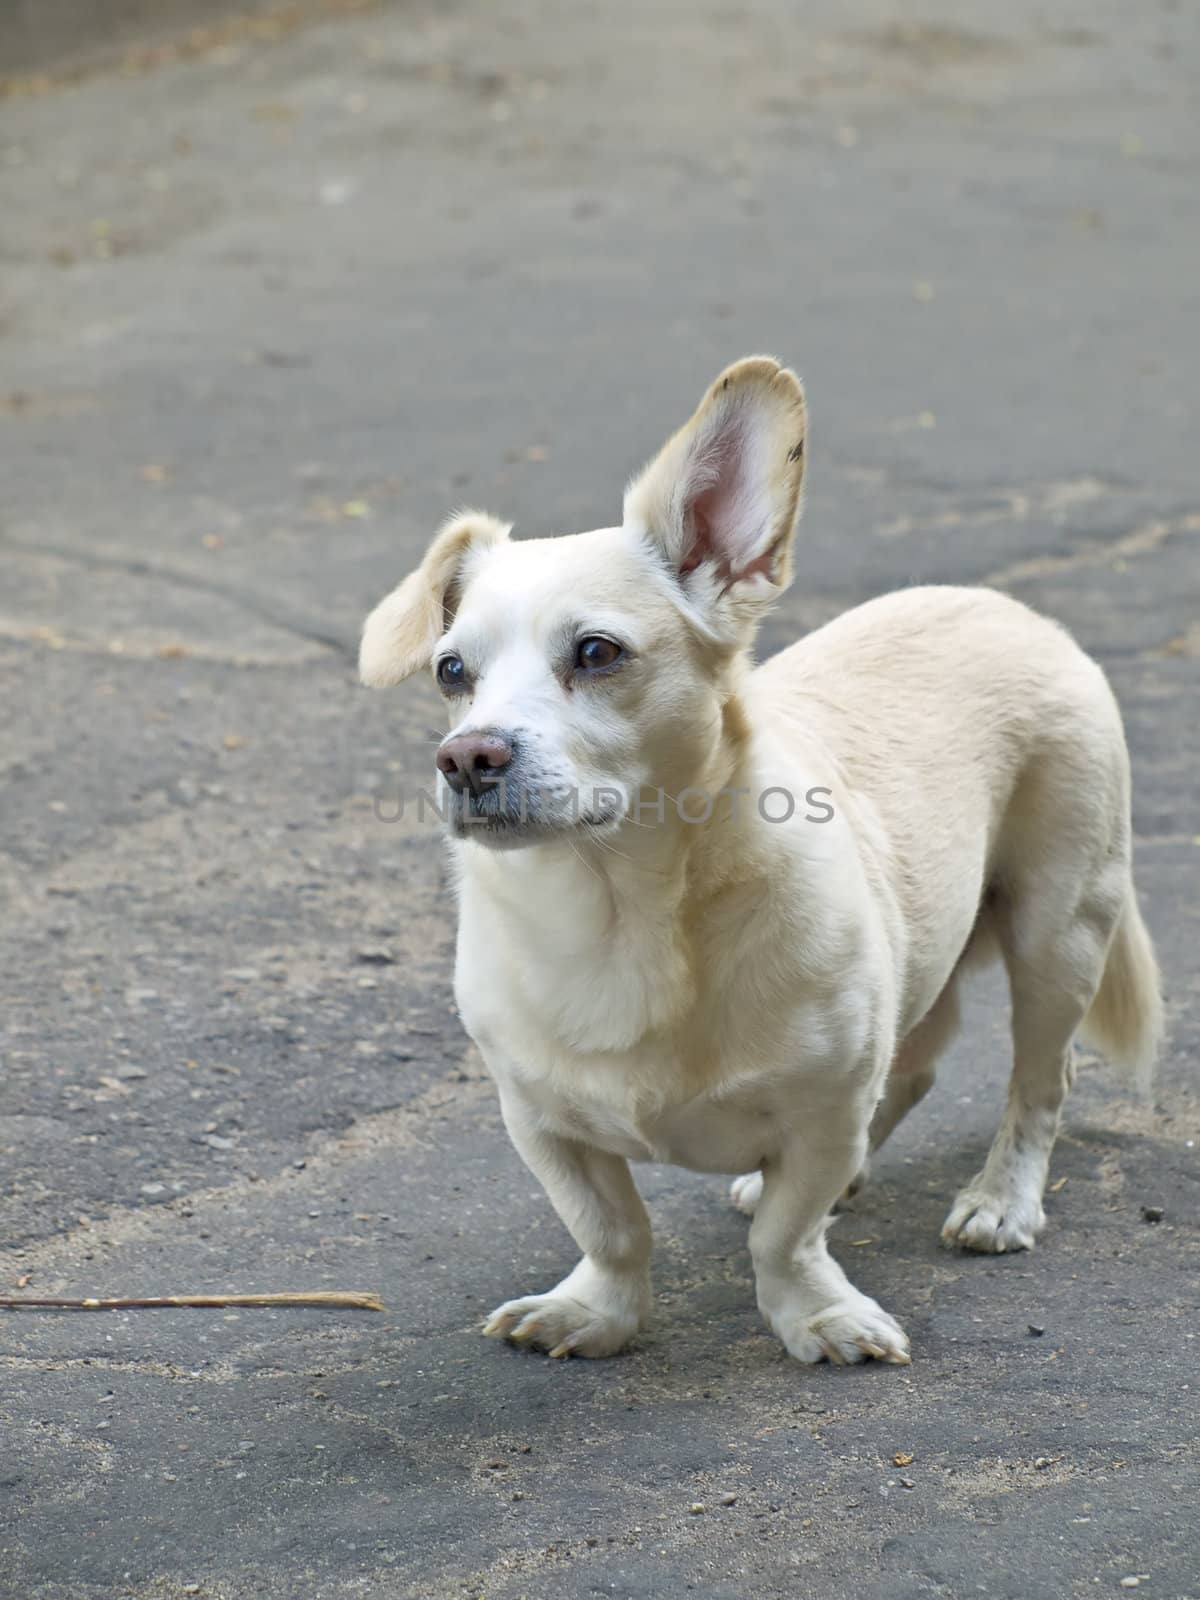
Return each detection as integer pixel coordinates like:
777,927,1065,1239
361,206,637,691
359,511,510,687
623,357,806,614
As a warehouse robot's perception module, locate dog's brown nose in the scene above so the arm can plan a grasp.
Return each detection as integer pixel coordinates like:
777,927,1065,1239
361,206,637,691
436,731,513,797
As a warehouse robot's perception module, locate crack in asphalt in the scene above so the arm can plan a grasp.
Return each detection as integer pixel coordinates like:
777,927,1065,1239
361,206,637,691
6,1065,491,1272
0,535,356,662
984,512,1200,589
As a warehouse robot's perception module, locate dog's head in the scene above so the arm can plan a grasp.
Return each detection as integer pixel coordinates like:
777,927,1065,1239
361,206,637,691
360,357,807,847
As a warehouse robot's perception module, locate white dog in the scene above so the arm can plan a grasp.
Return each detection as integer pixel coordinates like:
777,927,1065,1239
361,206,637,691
359,357,1162,1365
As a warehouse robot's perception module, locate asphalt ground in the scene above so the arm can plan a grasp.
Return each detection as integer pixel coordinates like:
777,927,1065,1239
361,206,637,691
1,2,1197,1596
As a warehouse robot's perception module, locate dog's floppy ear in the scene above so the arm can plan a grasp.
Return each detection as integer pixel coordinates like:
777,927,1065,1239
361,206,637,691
359,511,510,687
623,356,806,620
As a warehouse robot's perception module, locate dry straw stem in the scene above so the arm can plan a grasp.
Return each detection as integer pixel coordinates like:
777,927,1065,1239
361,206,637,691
0,1291,386,1313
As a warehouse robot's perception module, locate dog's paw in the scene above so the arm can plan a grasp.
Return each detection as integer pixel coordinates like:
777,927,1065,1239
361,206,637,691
763,1288,911,1366
482,1293,636,1359
941,1184,1046,1253
730,1171,763,1215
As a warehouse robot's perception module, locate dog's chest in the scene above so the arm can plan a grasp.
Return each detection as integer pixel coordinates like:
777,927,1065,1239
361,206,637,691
459,923,809,1171
455,847,877,1173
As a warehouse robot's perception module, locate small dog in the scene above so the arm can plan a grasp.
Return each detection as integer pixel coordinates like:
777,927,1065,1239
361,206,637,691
360,357,1162,1365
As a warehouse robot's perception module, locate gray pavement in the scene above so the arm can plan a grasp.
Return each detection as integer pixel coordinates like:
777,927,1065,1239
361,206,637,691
1,2,1197,1596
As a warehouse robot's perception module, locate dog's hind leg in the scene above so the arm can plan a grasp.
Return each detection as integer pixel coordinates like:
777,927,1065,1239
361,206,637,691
853,979,964,1192
941,857,1129,1254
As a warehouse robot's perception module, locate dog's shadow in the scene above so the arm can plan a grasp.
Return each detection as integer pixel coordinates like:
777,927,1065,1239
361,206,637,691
621,1106,1151,1371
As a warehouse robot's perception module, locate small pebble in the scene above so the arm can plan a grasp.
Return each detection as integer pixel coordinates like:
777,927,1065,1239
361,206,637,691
1140,1205,1164,1223
1028,1323,1045,1337
356,946,396,965
720,1492,738,1506
688,1502,706,1515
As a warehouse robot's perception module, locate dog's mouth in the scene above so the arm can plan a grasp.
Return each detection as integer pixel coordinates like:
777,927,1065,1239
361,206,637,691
442,776,624,849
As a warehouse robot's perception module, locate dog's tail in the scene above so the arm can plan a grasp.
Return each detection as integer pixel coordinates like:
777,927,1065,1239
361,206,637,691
1079,890,1164,1091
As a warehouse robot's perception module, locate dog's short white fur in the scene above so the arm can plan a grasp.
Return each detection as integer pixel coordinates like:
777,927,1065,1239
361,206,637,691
360,357,1162,1365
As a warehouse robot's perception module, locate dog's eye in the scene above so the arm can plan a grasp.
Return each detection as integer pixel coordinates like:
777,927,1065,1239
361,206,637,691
436,654,468,691
575,636,624,673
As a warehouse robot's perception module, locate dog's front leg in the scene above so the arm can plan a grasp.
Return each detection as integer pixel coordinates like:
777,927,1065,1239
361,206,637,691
751,1089,910,1365
482,1089,652,1358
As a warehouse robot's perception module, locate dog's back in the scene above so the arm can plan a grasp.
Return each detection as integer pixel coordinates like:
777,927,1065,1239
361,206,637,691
756,583,1160,1072
755,584,1113,841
